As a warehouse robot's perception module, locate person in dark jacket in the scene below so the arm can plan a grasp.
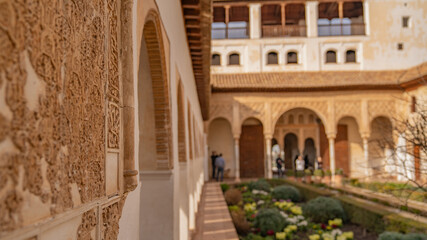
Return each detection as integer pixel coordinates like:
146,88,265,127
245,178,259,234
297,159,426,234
215,153,225,182
211,151,218,179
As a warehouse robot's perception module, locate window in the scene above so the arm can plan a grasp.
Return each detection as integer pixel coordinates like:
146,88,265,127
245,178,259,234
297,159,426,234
267,52,278,64
346,50,356,63
211,54,221,66
228,53,240,65
288,115,294,124
397,43,404,50
326,50,337,63
402,16,410,28
287,51,298,64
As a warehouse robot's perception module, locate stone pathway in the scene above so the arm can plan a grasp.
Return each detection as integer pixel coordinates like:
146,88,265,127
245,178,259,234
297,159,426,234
193,182,239,240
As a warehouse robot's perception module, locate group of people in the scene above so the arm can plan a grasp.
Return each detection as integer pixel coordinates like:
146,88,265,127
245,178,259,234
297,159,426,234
275,155,323,177
210,151,225,182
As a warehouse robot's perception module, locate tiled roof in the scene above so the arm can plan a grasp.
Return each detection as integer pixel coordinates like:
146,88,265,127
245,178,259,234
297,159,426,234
211,62,427,92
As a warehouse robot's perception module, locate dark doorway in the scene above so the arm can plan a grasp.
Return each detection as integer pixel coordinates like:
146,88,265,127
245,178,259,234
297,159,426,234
284,133,299,170
240,119,264,178
303,138,316,168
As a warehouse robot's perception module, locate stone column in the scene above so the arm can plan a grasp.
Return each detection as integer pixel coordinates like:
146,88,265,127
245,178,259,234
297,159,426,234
234,136,240,181
327,134,336,175
249,3,262,39
265,135,273,178
362,135,370,177
121,0,138,192
305,1,318,37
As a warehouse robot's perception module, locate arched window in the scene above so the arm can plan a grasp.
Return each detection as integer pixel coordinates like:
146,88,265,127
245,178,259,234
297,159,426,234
326,50,337,63
228,53,240,65
345,50,356,63
267,51,278,64
287,51,298,64
288,115,294,124
298,114,304,124
211,54,221,65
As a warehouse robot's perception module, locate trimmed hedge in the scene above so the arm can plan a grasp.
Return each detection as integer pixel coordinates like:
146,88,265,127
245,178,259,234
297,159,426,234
271,185,301,202
268,179,427,234
303,197,346,223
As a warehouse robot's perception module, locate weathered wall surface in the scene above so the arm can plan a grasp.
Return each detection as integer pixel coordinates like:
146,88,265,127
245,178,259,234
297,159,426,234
0,0,129,239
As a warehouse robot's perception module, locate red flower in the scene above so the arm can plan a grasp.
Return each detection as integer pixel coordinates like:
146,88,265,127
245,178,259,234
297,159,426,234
250,214,256,219
266,230,275,236
321,223,327,230
332,224,338,228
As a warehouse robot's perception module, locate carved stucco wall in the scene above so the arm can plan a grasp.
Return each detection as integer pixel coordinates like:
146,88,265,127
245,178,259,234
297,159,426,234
0,0,128,238
209,95,403,139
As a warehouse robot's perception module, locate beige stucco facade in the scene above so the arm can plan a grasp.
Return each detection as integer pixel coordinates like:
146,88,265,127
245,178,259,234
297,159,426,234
0,0,209,240
207,0,427,181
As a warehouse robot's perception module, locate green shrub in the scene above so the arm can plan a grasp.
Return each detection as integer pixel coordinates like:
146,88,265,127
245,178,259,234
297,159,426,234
253,208,286,236
221,183,230,192
242,233,274,240
304,169,312,176
271,185,301,202
228,205,240,212
285,170,294,177
224,188,242,205
325,170,332,176
303,197,345,223
378,232,427,240
336,168,344,176
296,171,304,178
313,169,324,177
249,179,271,192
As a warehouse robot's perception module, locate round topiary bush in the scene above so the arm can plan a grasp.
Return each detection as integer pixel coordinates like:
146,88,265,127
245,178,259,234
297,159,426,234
271,185,301,202
253,208,286,236
224,188,242,205
302,197,345,223
249,179,271,193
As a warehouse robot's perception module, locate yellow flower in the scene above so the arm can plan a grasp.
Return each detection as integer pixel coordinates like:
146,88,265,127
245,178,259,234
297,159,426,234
290,206,302,215
284,225,297,233
328,218,343,227
341,231,354,239
275,232,286,240
326,226,332,230
318,230,323,234
309,234,320,240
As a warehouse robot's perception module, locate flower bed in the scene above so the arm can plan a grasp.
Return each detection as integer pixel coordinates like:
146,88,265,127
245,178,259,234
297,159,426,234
225,179,379,240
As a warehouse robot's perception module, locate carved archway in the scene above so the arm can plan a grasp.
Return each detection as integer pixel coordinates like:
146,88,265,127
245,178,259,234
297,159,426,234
138,11,172,170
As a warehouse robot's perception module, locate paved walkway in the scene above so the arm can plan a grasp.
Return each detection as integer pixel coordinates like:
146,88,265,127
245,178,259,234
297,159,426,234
193,182,239,240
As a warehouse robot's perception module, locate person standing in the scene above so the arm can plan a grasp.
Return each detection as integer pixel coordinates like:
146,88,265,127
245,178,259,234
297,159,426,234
215,153,225,182
211,151,218,179
276,156,284,178
296,155,305,172
316,156,323,170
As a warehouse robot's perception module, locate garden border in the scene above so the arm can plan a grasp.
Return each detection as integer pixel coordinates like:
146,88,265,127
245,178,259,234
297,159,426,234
266,179,427,234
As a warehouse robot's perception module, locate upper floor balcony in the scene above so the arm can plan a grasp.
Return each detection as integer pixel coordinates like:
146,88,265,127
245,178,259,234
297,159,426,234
212,0,366,40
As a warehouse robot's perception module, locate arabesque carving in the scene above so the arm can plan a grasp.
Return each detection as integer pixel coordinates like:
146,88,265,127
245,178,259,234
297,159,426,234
101,197,126,240
0,0,122,233
77,209,97,240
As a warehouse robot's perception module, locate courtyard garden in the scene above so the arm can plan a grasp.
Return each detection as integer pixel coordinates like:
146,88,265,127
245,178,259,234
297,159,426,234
221,179,427,240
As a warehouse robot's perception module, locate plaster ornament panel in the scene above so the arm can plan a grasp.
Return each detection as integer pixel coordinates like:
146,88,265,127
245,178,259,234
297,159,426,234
239,102,264,123
101,198,126,240
77,209,97,240
271,101,328,127
368,100,396,123
210,102,233,123
108,102,120,149
0,0,121,233
334,100,361,126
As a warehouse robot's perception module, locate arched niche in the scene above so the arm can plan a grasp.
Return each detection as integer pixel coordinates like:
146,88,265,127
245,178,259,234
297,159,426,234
369,116,393,173
208,118,235,178
138,15,172,171
337,116,363,177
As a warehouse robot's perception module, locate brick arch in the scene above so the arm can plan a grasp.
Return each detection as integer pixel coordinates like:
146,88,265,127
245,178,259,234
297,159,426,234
177,81,187,163
140,11,172,170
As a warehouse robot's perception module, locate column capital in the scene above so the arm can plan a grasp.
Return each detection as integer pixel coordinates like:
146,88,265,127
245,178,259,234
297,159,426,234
233,135,240,141
264,134,273,140
360,132,370,139
326,133,336,139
